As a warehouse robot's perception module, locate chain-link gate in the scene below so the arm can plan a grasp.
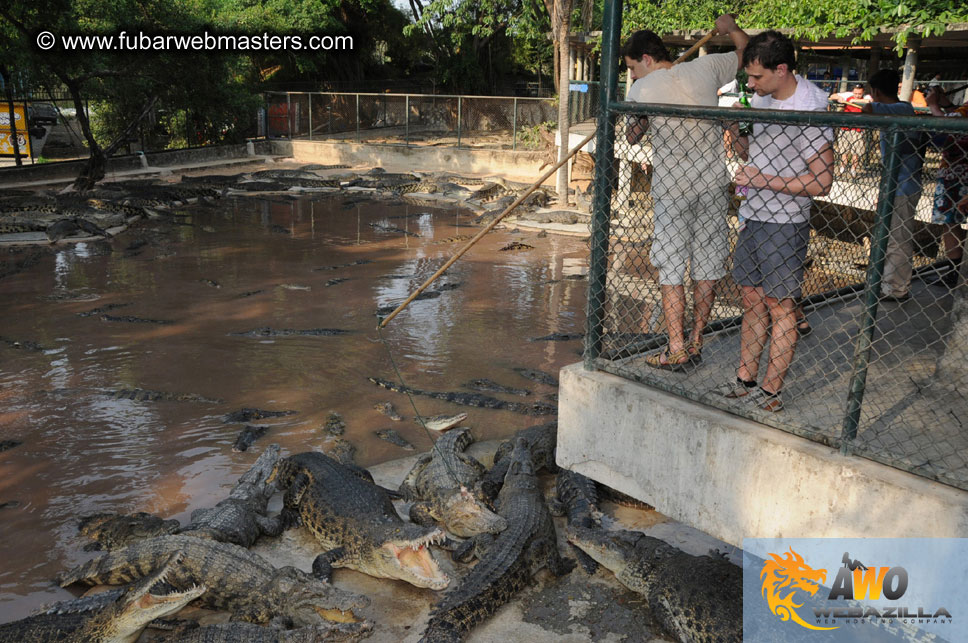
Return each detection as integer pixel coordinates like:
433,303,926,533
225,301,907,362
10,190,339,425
586,84,968,490
266,92,555,149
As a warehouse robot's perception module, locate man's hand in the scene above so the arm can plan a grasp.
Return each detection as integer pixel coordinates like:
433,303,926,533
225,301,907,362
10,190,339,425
715,13,738,35
734,165,767,189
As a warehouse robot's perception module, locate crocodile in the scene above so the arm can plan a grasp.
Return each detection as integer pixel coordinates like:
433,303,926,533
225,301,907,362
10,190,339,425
325,412,346,436
368,377,556,417
250,170,325,181
512,367,558,387
281,178,341,189
463,378,530,397
230,181,289,192
374,428,415,450
312,259,373,271
229,327,351,337
420,413,468,432
267,452,449,589
224,408,298,423
77,303,132,317
78,512,181,551
298,163,352,171
419,437,574,642
430,234,472,245
0,439,23,452
47,217,111,242
101,314,174,325
199,278,221,288
59,535,368,627
467,182,510,203
180,173,247,186
517,210,582,225
399,427,506,538
482,422,558,501
550,470,602,574
324,438,357,466
0,336,45,351
374,401,404,421
368,222,420,237
181,445,284,546
374,288,455,315
325,277,350,287
499,242,534,252
529,332,585,342
168,621,372,642
232,424,269,452
566,525,742,643
0,552,205,643
106,389,222,403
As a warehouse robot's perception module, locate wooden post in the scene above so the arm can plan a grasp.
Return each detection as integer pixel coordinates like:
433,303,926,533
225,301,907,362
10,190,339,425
899,37,920,102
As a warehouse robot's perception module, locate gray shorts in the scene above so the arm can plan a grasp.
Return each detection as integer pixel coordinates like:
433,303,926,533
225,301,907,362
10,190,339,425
649,187,730,286
732,220,810,300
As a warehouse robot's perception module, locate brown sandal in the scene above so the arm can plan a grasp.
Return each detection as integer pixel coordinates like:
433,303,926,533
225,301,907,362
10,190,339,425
646,346,692,372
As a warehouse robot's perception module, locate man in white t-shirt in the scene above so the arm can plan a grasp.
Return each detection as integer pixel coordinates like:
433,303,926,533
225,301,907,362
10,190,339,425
716,30,835,412
623,13,749,371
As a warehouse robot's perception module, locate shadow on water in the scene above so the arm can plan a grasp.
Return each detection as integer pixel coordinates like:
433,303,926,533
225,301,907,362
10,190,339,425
0,192,588,618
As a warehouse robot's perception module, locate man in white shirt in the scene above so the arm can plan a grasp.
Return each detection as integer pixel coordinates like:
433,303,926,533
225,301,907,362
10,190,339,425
623,14,749,371
716,30,835,412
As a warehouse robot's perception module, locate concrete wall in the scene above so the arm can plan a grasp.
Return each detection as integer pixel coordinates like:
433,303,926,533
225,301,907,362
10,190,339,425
0,140,272,186
283,140,551,181
557,363,968,544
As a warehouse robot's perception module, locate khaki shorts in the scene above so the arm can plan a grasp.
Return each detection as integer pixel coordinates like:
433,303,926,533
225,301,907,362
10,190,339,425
650,186,731,285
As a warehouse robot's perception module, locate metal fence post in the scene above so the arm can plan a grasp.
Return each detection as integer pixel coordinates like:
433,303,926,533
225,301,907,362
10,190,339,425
584,0,622,369
356,94,360,142
405,95,410,147
512,97,518,151
286,93,292,139
308,93,313,141
841,127,904,449
457,96,462,149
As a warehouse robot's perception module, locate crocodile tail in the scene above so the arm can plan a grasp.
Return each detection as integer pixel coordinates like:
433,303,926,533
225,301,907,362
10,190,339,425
419,619,464,643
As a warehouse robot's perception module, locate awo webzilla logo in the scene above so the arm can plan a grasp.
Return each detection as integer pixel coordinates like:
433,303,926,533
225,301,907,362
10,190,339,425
760,548,953,630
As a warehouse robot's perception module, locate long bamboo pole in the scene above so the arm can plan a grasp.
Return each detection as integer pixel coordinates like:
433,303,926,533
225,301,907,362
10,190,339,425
379,130,596,328
380,26,722,328
673,29,718,65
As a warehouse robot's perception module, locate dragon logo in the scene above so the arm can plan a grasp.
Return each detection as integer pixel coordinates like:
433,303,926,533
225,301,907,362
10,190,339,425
760,548,837,631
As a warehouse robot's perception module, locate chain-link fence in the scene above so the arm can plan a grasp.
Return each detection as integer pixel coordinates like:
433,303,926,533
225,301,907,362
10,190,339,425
265,91,557,150
585,99,968,491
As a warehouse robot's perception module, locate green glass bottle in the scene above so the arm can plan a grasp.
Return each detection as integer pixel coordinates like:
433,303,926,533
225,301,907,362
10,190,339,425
738,88,753,137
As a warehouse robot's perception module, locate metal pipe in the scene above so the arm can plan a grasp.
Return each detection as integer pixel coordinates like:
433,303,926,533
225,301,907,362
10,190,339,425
405,94,409,146
841,128,903,449
584,0,623,368
457,96,462,149
308,93,313,140
512,97,518,151
287,93,292,139
356,94,360,142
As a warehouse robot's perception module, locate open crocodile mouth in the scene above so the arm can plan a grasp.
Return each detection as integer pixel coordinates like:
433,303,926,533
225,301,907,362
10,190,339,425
135,582,206,610
384,529,449,589
314,607,360,623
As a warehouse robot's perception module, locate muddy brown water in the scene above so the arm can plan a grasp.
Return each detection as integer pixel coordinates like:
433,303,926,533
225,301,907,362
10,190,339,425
0,192,589,620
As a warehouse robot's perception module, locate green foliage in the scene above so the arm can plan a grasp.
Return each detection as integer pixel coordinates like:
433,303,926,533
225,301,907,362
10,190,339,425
622,0,968,52
517,120,555,149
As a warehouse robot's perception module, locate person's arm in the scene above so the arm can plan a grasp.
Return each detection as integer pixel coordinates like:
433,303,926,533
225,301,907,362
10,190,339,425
926,86,952,117
734,143,835,197
727,123,749,161
626,115,649,144
715,14,748,69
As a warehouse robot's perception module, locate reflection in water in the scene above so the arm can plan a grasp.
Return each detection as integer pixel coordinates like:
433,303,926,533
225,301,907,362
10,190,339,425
0,192,588,619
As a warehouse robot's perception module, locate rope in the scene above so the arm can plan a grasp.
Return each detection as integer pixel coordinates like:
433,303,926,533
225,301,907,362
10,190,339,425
375,322,464,488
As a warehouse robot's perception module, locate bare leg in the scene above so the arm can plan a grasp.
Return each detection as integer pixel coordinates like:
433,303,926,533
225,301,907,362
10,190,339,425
737,286,769,382
689,280,717,345
660,284,687,356
761,297,798,394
